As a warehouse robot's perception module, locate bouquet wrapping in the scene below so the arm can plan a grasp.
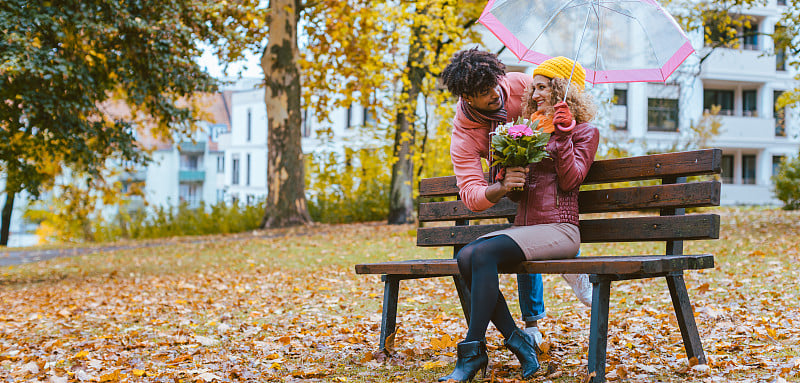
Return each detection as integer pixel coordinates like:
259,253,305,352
490,117,551,191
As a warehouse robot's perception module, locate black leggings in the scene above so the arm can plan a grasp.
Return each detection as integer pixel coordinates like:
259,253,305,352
455,235,526,342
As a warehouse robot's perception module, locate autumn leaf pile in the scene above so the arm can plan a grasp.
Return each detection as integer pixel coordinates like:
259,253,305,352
1,208,799,382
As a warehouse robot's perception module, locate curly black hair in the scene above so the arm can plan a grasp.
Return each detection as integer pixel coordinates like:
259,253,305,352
440,48,506,98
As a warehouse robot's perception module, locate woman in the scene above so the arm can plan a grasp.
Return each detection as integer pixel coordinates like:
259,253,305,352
441,56,599,382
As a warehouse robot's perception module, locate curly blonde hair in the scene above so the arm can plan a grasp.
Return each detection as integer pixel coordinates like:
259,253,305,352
522,77,597,124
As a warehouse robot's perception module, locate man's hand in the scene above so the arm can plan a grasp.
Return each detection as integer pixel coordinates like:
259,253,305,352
486,166,528,203
500,166,528,193
553,101,575,133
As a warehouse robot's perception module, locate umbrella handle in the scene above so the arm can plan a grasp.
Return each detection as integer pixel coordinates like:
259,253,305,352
564,5,593,102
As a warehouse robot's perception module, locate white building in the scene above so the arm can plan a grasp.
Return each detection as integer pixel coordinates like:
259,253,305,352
215,78,378,204
116,92,231,212
486,1,799,206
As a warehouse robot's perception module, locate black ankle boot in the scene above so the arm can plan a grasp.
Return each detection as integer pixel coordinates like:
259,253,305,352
504,328,540,379
438,340,488,382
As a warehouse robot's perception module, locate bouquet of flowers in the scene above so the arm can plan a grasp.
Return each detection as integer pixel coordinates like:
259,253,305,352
490,117,551,191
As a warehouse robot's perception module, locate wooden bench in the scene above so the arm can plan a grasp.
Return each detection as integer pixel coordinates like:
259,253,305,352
355,149,722,382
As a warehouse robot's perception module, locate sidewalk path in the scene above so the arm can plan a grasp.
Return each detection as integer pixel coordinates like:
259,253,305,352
0,242,167,267
0,228,320,267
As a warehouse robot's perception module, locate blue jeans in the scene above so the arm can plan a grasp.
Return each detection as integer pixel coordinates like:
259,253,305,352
517,249,581,322
517,273,545,322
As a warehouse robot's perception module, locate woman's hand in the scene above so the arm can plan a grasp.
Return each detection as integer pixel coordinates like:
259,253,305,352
553,101,576,134
486,166,528,202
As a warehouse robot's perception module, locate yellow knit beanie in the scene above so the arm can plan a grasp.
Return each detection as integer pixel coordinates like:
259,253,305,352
533,56,586,91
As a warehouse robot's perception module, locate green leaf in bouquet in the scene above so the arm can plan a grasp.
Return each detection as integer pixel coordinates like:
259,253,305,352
529,151,548,163
536,133,551,146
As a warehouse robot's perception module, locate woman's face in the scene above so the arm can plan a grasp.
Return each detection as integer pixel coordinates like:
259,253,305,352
531,74,553,111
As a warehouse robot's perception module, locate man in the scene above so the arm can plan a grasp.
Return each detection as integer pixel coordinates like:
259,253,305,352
440,48,592,344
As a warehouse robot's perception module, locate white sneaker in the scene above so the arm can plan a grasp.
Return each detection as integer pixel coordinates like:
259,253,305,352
562,273,592,307
523,326,543,347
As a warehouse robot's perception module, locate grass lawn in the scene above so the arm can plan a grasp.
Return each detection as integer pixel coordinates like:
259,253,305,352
1,207,799,382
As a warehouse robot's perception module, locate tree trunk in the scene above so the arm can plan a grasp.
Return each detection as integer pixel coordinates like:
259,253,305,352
387,22,427,225
260,0,312,228
1,191,15,246
388,109,417,224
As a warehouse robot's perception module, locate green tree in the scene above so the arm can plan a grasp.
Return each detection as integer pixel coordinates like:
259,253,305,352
772,153,800,210
0,0,262,245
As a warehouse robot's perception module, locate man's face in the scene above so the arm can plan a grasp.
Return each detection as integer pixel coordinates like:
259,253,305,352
463,85,502,113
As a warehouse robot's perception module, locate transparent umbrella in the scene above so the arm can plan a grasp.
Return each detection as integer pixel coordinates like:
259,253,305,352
478,0,694,85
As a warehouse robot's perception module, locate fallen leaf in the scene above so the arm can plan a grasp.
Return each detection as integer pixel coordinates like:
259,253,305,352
422,360,447,370
194,335,217,346
196,372,222,382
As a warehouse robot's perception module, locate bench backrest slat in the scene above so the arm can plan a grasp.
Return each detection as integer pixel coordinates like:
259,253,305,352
417,214,719,247
578,181,720,213
418,181,720,222
419,149,721,198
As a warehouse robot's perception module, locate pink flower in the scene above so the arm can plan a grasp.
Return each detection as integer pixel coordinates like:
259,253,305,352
508,124,533,138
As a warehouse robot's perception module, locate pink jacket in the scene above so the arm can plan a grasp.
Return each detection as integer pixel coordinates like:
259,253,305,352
450,72,531,212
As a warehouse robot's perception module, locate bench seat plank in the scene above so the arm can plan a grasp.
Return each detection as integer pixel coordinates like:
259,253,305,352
356,254,714,276
417,214,719,247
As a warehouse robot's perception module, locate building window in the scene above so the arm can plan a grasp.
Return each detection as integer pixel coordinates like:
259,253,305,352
181,154,199,170
216,156,224,174
216,189,226,203
778,0,786,5
302,109,312,138
345,105,353,129
210,124,225,142
775,90,786,137
742,154,756,185
179,183,200,208
742,90,757,117
232,155,240,185
647,98,679,132
773,155,786,176
611,89,628,131
777,49,787,71
742,22,759,50
246,154,251,186
721,155,734,184
363,106,375,126
704,89,734,116
246,109,252,142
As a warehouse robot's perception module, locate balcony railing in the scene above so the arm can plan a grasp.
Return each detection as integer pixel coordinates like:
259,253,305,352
702,48,775,75
179,170,206,182
120,170,146,182
178,141,206,153
718,115,778,140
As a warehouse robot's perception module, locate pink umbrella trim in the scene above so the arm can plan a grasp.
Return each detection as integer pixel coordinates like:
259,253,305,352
478,0,695,84
478,8,533,63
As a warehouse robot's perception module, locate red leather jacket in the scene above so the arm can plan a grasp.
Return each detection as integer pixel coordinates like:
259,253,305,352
509,122,599,226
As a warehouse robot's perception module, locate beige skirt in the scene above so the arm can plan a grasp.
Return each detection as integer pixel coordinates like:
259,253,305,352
479,223,580,261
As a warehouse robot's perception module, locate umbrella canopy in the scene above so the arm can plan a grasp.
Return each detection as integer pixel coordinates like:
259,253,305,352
478,0,694,84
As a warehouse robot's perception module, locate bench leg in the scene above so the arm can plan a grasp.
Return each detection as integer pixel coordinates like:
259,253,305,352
452,275,471,325
588,276,611,383
379,275,400,352
665,273,707,364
